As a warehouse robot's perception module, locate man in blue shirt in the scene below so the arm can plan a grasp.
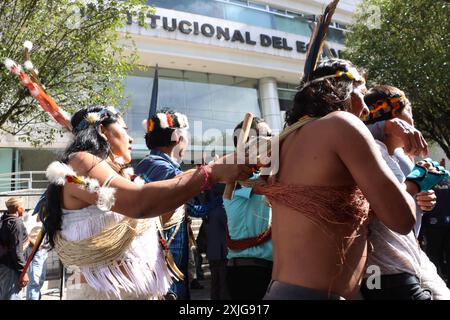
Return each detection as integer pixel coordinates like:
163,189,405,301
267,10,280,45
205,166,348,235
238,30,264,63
136,110,215,300
223,118,273,300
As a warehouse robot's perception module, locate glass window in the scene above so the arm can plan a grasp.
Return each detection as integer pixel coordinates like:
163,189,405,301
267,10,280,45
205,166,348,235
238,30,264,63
248,1,266,10
335,22,347,30
122,75,152,146
268,7,285,15
184,70,208,83
327,28,345,44
123,68,261,160
286,10,304,18
278,89,296,111
229,0,247,5
0,148,13,192
159,68,183,80
278,83,298,90
208,73,235,86
184,79,212,128
272,15,311,37
159,78,187,111
224,4,272,29
149,0,225,19
234,77,258,88
146,0,346,42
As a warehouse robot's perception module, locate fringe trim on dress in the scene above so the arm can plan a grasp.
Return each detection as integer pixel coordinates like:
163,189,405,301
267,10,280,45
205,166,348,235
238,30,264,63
59,206,172,299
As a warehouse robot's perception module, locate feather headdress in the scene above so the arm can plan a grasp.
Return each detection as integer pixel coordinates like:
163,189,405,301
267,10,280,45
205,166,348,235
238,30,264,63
302,0,340,84
298,1,365,91
142,64,189,133
3,41,72,131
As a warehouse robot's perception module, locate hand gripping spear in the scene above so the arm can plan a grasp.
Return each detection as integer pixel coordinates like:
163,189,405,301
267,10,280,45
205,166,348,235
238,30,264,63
223,112,254,200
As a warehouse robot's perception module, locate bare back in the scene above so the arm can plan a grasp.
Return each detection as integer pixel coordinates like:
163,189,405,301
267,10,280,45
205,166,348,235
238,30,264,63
270,111,415,299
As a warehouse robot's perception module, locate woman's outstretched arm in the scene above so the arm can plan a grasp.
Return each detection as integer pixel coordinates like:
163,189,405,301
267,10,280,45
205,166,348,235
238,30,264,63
64,152,252,219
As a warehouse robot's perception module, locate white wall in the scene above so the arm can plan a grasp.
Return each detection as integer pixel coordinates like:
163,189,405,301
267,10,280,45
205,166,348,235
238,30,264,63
0,126,71,149
121,7,345,84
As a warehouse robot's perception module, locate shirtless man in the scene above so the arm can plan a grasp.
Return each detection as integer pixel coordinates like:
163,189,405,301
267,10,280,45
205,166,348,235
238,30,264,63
261,59,417,300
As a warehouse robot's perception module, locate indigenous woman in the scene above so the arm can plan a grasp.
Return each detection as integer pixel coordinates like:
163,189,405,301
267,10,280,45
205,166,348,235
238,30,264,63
3,40,250,300
42,106,251,300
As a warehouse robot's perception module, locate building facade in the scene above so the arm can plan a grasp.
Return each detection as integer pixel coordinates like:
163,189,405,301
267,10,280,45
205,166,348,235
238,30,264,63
122,0,354,163
4,1,446,191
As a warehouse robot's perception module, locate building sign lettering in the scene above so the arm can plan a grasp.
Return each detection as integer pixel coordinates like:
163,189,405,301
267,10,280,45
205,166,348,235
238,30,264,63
127,14,342,57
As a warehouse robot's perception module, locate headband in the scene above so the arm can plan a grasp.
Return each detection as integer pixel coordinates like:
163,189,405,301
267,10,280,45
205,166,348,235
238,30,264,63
142,112,189,133
364,94,406,124
74,106,121,132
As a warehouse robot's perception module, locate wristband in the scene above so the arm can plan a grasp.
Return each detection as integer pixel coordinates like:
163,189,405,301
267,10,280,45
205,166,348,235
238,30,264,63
406,158,450,192
196,165,213,191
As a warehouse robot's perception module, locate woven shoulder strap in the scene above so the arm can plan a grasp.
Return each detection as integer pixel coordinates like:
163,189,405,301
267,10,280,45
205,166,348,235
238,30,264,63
240,115,318,189
278,115,318,142
103,173,119,187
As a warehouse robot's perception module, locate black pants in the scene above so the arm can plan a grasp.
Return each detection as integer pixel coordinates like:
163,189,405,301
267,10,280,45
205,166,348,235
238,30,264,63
226,264,272,300
209,259,229,300
263,280,343,300
361,273,432,300
422,226,450,286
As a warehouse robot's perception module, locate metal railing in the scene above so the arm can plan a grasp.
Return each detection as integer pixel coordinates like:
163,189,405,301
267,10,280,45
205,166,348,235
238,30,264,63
0,171,48,193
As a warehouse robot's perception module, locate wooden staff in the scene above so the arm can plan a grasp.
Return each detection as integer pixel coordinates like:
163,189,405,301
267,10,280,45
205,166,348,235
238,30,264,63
223,112,254,200
19,228,45,282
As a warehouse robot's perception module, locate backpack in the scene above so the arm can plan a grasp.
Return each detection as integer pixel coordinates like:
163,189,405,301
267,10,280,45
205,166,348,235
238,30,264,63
0,215,18,258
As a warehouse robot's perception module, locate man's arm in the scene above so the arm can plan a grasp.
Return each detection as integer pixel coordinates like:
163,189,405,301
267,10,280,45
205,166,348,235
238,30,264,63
28,236,35,248
416,190,437,212
385,119,428,156
331,112,416,234
8,221,27,274
186,196,223,218
367,119,428,157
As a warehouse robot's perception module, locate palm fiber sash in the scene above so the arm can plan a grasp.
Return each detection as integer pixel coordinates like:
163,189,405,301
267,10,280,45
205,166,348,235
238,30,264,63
226,225,271,251
54,218,150,268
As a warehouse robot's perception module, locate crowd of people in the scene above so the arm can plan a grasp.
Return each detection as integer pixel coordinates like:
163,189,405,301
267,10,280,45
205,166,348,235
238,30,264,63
1,0,450,301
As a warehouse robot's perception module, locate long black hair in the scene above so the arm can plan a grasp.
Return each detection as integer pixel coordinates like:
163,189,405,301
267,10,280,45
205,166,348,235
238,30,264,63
285,59,365,126
45,106,121,248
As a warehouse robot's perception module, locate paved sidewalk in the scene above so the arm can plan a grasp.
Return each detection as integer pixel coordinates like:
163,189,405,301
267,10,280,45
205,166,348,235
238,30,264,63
41,271,212,300
189,270,211,300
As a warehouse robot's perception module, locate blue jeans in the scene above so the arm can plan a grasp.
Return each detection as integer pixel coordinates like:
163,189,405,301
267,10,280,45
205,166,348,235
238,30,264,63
164,221,189,300
26,249,48,300
0,264,23,300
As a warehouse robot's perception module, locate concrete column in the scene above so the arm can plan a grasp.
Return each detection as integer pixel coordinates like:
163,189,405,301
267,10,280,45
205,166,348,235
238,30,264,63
259,77,282,134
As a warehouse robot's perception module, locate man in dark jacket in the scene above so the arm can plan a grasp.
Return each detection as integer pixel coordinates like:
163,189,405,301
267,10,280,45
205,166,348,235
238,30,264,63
0,197,29,300
203,184,230,300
